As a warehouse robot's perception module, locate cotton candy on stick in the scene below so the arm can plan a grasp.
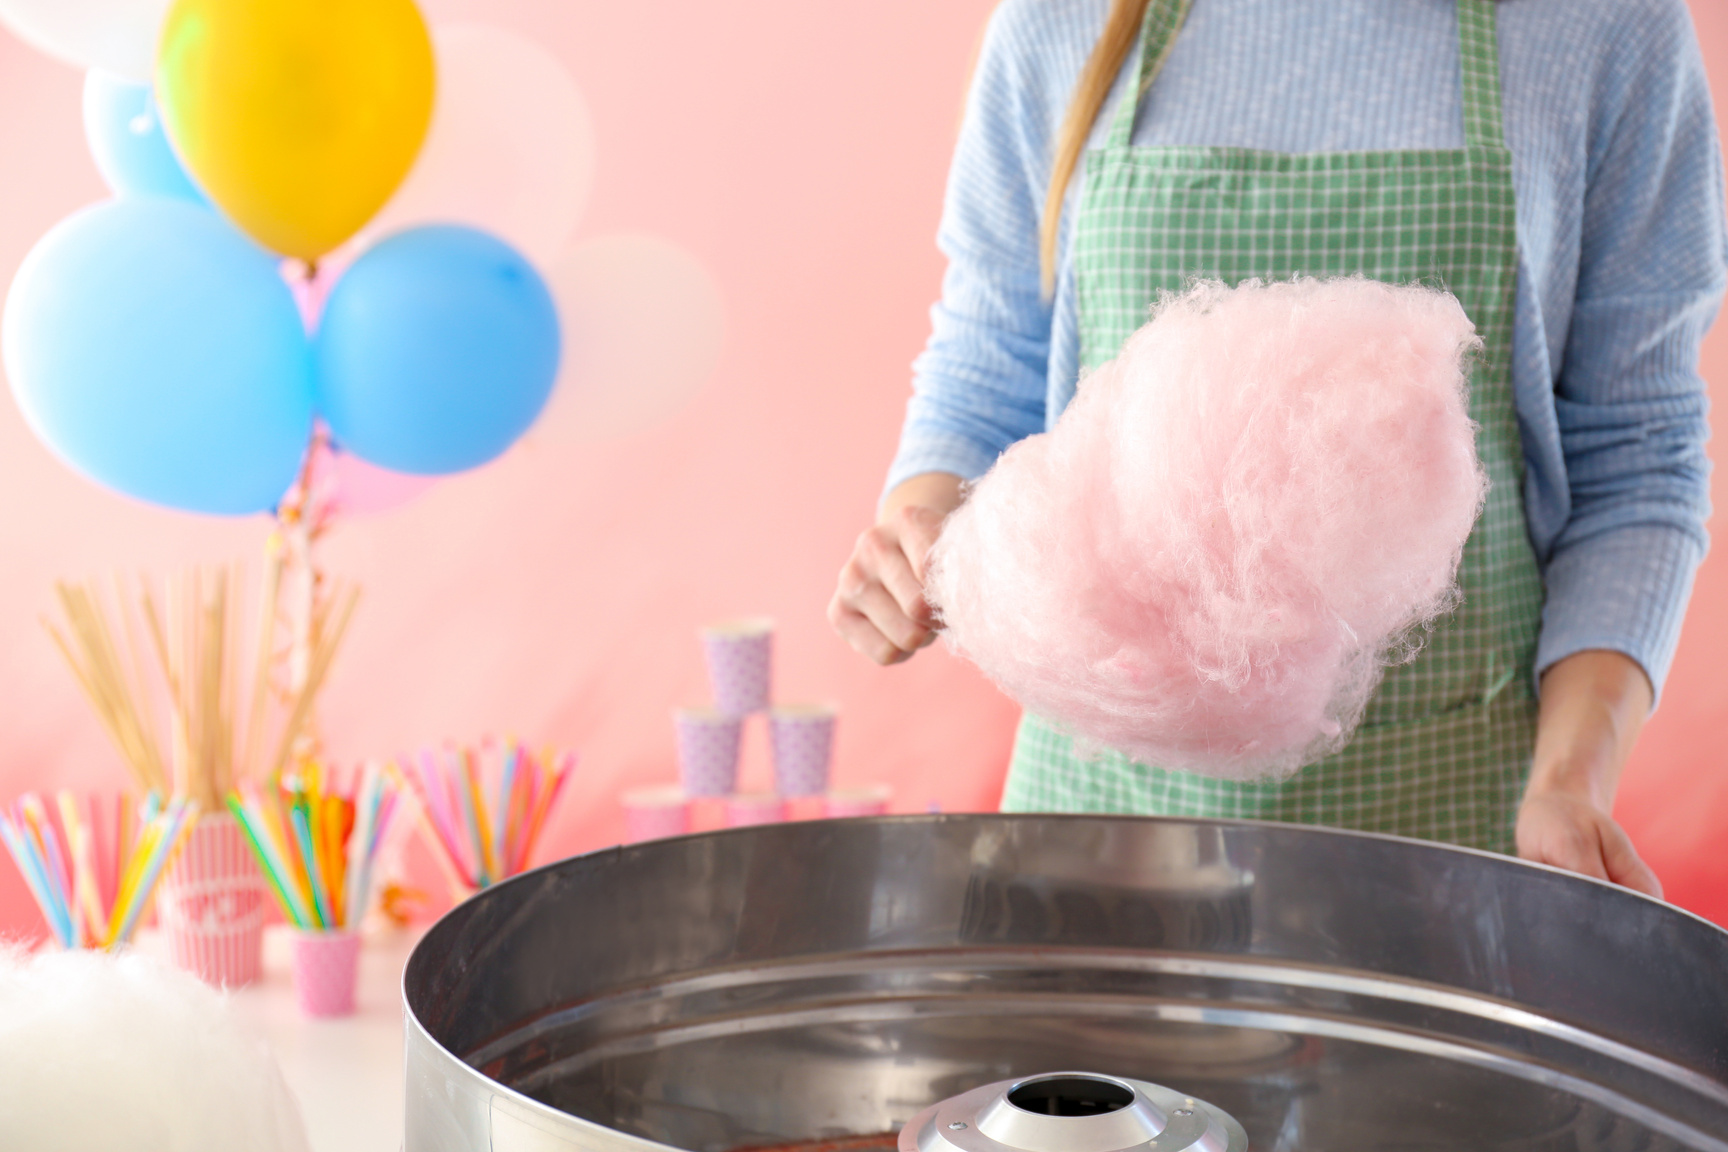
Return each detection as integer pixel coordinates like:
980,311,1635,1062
926,277,1488,780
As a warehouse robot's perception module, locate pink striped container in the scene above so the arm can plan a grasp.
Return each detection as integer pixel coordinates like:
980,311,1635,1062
155,812,267,988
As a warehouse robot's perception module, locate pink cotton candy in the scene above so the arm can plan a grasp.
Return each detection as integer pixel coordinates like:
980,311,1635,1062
925,277,1488,780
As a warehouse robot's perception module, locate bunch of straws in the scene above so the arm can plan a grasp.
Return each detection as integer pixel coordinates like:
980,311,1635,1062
402,742,576,896
226,761,397,930
0,792,198,949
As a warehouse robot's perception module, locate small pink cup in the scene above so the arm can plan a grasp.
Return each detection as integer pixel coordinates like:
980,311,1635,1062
675,708,743,796
726,793,786,828
769,704,837,797
289,928,361,1018
623,787,691,843
700,619,774,716
823,786,892,819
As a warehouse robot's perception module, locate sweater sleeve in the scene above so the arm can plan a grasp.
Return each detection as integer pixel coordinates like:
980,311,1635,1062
883,0,1056,496
1533,0,1726,701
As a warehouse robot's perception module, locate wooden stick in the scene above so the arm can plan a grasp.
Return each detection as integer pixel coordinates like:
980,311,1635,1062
241,551,284,783
269,584,359,778
114,574,164,785
197,570,226,809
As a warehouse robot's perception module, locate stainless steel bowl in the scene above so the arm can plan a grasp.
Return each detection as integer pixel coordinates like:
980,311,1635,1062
403,815,1728,1151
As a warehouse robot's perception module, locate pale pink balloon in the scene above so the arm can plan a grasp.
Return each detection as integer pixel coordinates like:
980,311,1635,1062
330,448,439,517
533,234,726,443
298,434,439,519
359,23,595,265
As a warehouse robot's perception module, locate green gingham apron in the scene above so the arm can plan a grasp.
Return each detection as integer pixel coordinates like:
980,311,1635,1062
1001,0,1544,853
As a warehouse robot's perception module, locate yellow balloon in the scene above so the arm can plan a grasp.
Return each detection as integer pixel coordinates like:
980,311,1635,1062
156,0,435,261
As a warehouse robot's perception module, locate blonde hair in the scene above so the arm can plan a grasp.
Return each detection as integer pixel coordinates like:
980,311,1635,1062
1039,0,1155,296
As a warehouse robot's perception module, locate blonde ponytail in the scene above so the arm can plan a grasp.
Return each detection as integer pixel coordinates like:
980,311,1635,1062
1039,0,1154,297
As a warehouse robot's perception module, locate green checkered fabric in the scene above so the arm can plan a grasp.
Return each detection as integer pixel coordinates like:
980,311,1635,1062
1002,0,1544,853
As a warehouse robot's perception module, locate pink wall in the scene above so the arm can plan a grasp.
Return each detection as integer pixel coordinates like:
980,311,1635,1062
1617,0,1728,922
0,0,1721,936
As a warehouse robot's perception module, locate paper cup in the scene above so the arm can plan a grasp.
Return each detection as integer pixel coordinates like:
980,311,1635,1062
156,812,267,988
769,704,836,797
623,786,691,842
823,786,891,819
289,928,362,1018
725,793,786,828
701,618,773,716
675,708,742,796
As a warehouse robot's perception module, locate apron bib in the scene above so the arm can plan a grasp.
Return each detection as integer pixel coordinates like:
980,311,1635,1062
1001,0,1544,853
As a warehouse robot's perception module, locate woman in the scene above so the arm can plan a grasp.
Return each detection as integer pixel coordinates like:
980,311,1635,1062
831,0,1725,894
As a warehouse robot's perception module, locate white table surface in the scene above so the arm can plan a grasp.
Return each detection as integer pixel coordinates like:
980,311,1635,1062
144,924,424,1152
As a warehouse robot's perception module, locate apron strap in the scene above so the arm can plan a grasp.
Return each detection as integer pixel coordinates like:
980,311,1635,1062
1456,0,1507,150
1105,0,1193,150
1105,0,1508,152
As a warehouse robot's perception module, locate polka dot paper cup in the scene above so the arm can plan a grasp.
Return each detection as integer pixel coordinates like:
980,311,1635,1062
823,785,892,819
289,928,361,1018
700,618,774,716
726,793,786,828
769,704,836,797
675,707,743,797
623,786,691,843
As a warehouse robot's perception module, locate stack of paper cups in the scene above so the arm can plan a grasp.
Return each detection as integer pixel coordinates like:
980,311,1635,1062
769,705,836,797
623,786,691,842
156,812,268,988
701,619,773,716
726,793,786,828
675,708,742,796
824,785,892,819
289,928,361,1017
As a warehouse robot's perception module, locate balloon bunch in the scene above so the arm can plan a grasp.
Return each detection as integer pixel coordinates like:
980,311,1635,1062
0,0,563,516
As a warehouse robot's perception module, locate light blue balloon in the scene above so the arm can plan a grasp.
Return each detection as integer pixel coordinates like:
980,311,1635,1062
315,225,561,475
82,70,207,204
2,199,314,515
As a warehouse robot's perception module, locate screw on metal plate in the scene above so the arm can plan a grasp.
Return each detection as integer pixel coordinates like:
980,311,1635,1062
949,1123,968,1130
1172,1110,1193,1117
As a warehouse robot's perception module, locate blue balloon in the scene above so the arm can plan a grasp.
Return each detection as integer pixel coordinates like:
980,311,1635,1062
315,226,561,475
2,199,314,515
82,70,207,204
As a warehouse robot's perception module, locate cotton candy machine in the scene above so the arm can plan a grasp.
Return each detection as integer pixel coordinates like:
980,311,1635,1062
403,815,1728,1151
899,1072,1247,1152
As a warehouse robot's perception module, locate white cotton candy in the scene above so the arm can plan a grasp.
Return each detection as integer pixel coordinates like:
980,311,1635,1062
0,946,309,1152
926,277,1488,780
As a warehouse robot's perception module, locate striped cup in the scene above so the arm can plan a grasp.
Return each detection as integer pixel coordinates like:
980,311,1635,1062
156,812,268,988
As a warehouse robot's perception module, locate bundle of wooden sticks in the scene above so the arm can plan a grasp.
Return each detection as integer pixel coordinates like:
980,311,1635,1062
43,552,360,810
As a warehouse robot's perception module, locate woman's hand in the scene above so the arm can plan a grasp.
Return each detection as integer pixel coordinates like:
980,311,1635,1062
829,472,965,665
1517,789,1661,896
1516,649,1662,897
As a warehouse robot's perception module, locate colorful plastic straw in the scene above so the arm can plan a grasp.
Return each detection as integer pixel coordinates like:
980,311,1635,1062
226,759,398,931
0,791,197,950
400,740,576,897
